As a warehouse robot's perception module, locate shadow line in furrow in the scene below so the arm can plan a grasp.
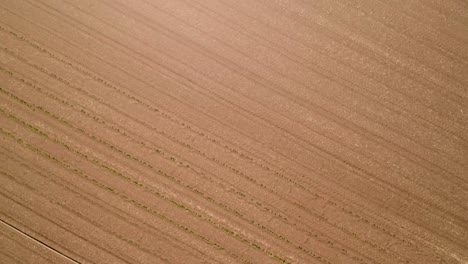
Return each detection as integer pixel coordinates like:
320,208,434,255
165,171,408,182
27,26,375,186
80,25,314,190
0,217,81,264
0,127,245,264
0,200,104,264
0,227,59,264
0,170,171,264
0,148,221,264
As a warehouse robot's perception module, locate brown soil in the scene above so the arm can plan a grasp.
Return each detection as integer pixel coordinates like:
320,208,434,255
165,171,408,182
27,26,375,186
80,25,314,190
0,0,467,263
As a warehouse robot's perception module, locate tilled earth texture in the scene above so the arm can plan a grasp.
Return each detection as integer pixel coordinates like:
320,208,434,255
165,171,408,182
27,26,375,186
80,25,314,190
1,0,468,263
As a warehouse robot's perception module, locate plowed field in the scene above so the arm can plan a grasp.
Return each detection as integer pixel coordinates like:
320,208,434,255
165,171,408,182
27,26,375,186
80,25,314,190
1,0,467,263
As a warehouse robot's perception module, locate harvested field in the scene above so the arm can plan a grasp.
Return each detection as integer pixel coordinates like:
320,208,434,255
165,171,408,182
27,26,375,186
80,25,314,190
0,0,467,263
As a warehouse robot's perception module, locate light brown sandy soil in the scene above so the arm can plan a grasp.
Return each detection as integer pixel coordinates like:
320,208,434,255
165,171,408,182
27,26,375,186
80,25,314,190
0,0,467,263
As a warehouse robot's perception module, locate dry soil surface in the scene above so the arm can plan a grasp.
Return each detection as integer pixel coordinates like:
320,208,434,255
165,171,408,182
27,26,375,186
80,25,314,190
1,0,468,263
